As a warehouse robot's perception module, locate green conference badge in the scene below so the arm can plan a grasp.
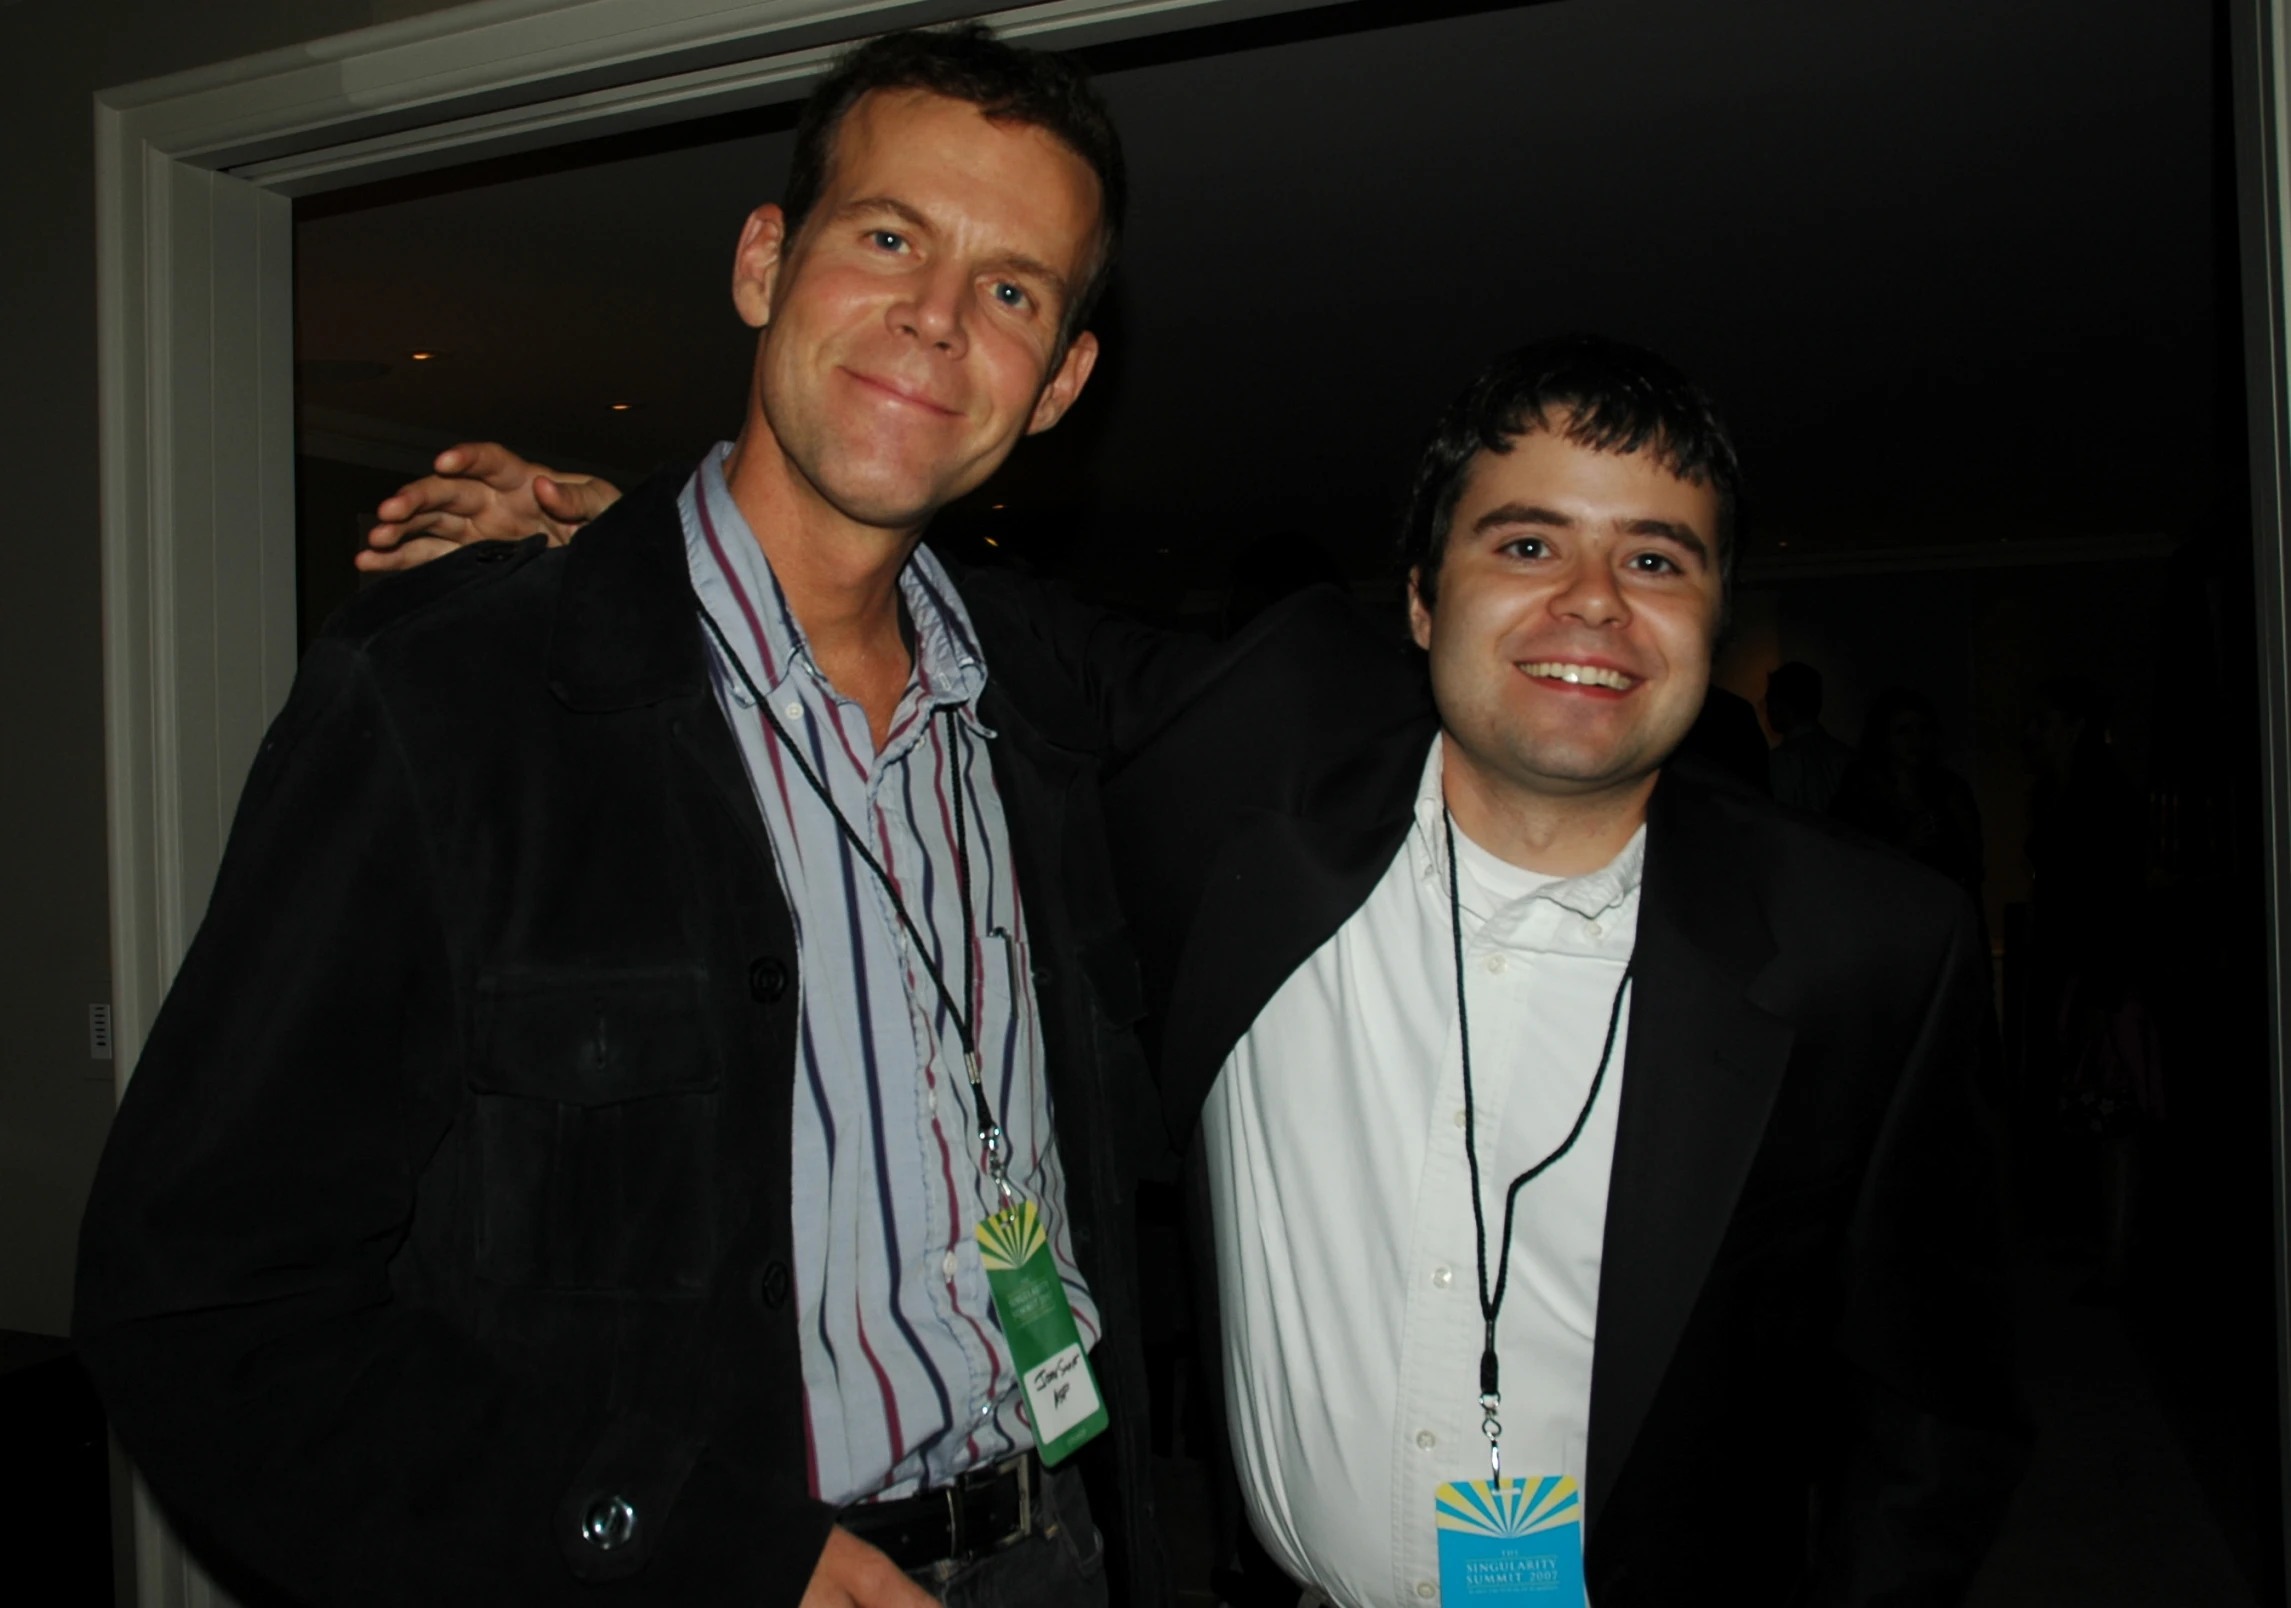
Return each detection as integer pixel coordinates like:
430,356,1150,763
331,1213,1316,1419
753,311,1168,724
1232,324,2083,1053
976,1200,1108,1465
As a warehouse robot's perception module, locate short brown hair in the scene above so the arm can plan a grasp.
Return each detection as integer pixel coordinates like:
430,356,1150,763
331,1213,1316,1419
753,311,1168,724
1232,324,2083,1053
783,24,1126,337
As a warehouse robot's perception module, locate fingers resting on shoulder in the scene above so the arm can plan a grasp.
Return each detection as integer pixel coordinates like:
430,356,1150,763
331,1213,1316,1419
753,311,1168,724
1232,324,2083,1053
359,442,624,573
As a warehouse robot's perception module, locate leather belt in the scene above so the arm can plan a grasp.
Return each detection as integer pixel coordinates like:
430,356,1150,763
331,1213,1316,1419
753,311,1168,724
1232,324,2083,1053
839,1452,1037,1571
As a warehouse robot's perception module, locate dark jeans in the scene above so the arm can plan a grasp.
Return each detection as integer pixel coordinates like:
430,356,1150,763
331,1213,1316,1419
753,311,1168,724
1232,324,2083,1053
907,1463,1108,1608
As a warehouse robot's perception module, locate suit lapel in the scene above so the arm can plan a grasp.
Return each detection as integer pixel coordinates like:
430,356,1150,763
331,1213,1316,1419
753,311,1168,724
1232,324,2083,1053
538,467,784,874
1584,770,1795,1531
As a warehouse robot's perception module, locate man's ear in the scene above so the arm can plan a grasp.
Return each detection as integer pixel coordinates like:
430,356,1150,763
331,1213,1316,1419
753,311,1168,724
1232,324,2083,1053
1024,330,1100,436
731,204,789,329
1407,565,1434,651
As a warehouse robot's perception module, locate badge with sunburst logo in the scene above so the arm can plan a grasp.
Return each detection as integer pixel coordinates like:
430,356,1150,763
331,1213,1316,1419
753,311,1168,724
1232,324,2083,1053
975,1200,1108,1464
1433,1476,1584,1601
976,1201,1049,1271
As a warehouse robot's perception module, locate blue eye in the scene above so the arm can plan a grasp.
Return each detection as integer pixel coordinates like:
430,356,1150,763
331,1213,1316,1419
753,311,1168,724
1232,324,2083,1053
992,282,1028,309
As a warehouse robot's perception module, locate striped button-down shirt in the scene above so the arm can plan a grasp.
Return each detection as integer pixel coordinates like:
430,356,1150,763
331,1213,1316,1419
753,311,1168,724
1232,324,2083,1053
681,445,1101,1505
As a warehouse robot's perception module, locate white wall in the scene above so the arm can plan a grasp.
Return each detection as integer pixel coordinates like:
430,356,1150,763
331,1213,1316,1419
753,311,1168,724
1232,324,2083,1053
0,0,468,1337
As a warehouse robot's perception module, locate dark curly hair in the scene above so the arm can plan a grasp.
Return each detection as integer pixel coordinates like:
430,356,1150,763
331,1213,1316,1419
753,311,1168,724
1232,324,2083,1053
782,23,1126,340
1401,334,1743,607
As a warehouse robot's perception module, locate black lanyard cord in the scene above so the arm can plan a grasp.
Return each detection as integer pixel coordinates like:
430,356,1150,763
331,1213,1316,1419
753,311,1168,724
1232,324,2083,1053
698,606,1009,1181
1444,808,1634,1421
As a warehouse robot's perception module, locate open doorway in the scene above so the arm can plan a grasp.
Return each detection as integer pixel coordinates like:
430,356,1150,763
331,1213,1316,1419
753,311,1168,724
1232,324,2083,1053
283,1,2276,1603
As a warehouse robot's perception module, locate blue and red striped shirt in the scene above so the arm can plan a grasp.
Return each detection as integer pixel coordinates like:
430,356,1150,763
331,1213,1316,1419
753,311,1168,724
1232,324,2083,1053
680,446,1101,1505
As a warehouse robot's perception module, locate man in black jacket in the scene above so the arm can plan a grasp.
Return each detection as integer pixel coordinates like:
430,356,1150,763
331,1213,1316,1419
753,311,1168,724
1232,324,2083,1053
76,27,1185,1608
1095,339,2024,1605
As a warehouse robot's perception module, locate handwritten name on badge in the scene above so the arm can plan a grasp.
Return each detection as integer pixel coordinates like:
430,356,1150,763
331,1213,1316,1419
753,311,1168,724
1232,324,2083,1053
1025,1343,1098,1442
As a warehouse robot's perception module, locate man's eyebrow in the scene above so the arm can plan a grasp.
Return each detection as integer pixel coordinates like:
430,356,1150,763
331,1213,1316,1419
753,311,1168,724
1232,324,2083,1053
837,195,934,232
1471,502,1576,533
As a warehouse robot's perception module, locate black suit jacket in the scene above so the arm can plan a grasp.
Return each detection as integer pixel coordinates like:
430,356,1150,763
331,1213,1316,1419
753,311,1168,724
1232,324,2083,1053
1098,588,2026,1605
74,476,1183,1608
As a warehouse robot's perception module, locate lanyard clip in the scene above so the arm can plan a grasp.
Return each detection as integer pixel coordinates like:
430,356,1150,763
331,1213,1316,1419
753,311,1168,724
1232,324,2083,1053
979,1118,1018,1214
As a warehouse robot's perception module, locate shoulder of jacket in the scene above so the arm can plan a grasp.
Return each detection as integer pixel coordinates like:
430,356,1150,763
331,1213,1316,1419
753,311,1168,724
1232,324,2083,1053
319,535,558,654
1719,779,1972,932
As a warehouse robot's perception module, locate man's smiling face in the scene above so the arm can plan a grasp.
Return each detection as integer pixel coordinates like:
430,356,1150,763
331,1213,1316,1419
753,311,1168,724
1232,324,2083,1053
737,87,1104,529
1410,423,1725,804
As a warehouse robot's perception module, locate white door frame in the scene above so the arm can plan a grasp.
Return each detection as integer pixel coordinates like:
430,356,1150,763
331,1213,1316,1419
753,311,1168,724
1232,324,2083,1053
93,2,1351,1603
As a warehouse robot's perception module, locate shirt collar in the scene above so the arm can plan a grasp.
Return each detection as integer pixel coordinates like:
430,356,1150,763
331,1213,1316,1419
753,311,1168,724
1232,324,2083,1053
680,442,988,717
1409,733,1647,922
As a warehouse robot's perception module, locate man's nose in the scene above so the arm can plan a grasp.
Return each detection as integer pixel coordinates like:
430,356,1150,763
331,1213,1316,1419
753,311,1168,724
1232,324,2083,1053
890,264,968,357
1551,562,1628,628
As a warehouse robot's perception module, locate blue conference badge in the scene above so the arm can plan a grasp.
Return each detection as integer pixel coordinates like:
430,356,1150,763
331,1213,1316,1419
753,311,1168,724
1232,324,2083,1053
1434,1476,1585,1604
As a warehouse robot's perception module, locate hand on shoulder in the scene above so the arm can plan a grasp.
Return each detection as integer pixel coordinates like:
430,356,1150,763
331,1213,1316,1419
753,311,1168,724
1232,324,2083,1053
359,442,623,573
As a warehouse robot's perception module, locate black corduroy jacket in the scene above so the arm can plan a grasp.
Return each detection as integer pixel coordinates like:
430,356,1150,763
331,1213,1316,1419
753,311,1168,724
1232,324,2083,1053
76,473,1181,1608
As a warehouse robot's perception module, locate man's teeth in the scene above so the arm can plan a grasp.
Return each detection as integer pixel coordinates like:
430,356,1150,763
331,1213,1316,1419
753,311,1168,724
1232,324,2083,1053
1522,661,1634,690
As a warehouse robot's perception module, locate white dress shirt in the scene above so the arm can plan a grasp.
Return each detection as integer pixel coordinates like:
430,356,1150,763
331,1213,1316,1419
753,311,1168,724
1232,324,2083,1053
1203,736,1642,1608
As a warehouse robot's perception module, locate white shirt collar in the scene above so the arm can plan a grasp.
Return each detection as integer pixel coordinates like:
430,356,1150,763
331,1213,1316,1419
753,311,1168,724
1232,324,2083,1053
1408,733,1648,925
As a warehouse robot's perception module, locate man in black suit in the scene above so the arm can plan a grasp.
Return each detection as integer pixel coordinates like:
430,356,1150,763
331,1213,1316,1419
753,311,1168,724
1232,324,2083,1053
76,27,1185,1608
1098,338,2024,1605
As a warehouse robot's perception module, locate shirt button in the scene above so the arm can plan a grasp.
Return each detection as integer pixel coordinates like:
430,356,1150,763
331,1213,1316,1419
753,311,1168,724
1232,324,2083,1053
1585,920,1604,939
1417,1582,1437,1599
941,1250,959,1278
1416,1429,1437,1450
783,701,803,720
1432,1266,1454,1288
1453,1108,1468,1129
1482,954,1506,975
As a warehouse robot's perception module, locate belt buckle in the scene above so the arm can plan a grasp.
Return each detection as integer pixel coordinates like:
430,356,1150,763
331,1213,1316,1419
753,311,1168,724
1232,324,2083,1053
944,1480,968,1562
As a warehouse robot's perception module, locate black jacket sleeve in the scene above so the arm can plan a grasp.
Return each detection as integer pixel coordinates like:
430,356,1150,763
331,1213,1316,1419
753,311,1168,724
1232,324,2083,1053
73,638,833,1605
948,563,1219,760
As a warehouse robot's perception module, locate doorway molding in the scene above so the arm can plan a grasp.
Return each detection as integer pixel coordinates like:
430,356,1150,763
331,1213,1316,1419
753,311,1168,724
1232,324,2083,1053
93,3,1350,1603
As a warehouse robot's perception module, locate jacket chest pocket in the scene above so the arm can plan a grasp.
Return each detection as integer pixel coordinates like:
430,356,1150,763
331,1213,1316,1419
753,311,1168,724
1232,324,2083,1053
470,967,721,1295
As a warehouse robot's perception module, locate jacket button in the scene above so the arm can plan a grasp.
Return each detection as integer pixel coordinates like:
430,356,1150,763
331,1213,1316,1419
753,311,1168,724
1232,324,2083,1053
582,1495,638,1551
757,1261,791,1310
748,956,790,1004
